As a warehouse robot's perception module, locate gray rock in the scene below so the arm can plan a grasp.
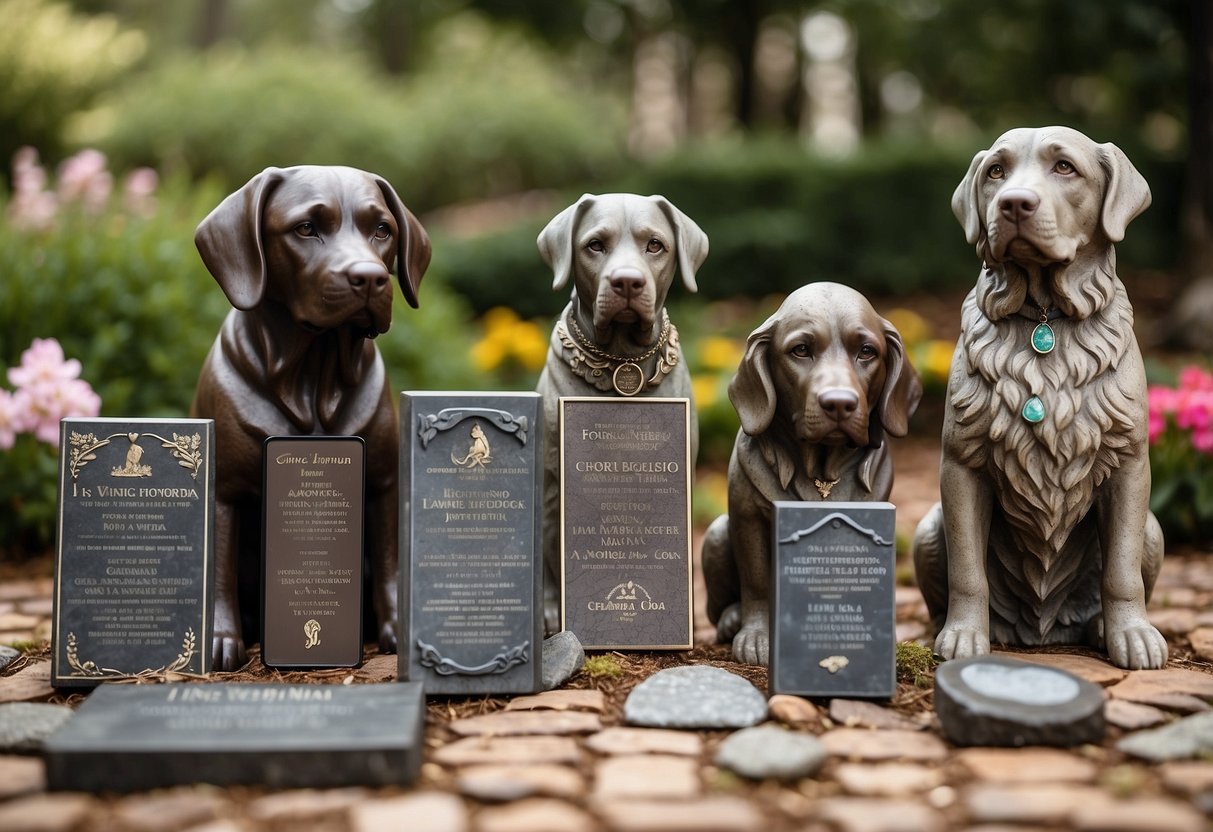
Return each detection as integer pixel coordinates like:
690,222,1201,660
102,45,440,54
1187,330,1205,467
0,646,19,672
542,631,585,691
0,702,73,753
1117,711,1213,762
624,666,767,729
714,724,826,781
934,655,1104,747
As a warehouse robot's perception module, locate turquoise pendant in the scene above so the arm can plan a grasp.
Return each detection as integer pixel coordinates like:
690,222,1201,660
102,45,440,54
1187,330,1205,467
1022,395,1046,423
1031,322,1055,354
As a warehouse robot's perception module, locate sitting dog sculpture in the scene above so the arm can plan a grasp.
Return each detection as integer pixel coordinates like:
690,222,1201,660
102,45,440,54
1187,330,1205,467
192,165,430,671
912,126,1167,670
535,193,708,633
703,282,921,666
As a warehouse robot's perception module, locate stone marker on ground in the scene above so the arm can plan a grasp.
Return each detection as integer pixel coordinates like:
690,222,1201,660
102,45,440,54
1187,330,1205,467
0,702,73,752
262,436,365,669
541,630,584,690
770,502,896,697
560,398,693,650
933,655,1105,747
0,646,19,673
1117,711,1213,762
624,665,767,729
401,392,543,695
714,724,827,781
44,682,424,791
53,418,215,686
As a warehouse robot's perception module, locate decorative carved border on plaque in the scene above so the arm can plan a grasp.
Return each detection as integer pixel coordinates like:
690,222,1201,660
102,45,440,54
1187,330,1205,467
68,431,205,481
65,628,197,678
417,408,529,449
777,512,893,547
416,639,530,676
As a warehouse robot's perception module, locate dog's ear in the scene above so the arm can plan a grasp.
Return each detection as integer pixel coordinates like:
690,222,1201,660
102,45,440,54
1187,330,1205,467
651,196,708,293
374,176,430,308
538,194,596,292
1097,141,1151,243
195,166,286,310
952,150,988,248
871,316,923,441
728,314,779,436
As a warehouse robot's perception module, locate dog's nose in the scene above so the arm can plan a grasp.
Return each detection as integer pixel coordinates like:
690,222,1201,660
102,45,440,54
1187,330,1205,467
347,261,390,293
998,188,1040,223
609,267,646,298
818,388,860,421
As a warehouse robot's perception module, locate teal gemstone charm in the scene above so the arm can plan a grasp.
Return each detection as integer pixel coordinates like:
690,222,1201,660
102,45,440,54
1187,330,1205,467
1022,395,1046,423
1031,322,1055,354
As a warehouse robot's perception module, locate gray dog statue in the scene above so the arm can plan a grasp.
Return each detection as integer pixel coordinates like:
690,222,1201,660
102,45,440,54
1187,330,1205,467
535,193,709,633
703,282,922,666
192,165,430,671
912,126,1168,670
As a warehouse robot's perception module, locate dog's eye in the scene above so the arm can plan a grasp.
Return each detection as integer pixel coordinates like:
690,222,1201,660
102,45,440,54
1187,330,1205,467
790,344,812,359
586,239,606,253
295,221,318,238
1054,159,1076,175
857,343,878,361
986,164,1005,180
373,222,392,239
646,238,666,254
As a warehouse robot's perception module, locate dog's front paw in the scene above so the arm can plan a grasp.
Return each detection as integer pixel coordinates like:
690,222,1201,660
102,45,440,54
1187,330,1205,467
732,624,769,666
934,623,990,661
1105,614,1168,669
543,598,561,637
212,632,247,672
715,602,741,644
378,620,398,654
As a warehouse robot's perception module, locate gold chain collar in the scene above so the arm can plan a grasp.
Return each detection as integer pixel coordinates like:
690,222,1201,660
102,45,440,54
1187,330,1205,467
555,308,681,396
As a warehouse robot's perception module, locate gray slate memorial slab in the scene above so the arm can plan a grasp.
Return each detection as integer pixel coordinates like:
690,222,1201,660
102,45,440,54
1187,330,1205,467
624,665,767,728
44,682,425,791
560,397,692,650
771,501,896,697
934,655,1105,747
53,418,214,687
0,703,74,753
400,392,543,695
262,436,365,669
1117,710,1213,762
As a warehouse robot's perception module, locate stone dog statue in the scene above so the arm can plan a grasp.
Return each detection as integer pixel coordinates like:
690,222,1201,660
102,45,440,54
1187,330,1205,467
912,126,1168,670
703,282,922,666
192,165,430,671
535,193,709,634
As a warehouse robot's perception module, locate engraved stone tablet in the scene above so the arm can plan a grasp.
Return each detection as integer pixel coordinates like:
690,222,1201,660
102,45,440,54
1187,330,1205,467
262,436,365,669
770,501,896,697
560,398,692,650
400,392,542,695
44,682,425,791
53,418,215,687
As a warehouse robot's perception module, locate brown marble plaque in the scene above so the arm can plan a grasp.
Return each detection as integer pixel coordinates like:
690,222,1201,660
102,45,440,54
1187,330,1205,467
262,436,364,669
560,398,692,650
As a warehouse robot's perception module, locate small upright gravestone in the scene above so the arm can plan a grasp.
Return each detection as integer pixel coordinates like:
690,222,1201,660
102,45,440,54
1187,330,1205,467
53,417,215,687
400,392,543,695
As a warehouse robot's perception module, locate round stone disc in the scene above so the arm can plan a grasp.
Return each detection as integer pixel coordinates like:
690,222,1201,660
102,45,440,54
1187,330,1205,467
1022,395,1046,423
1031,322,1056,354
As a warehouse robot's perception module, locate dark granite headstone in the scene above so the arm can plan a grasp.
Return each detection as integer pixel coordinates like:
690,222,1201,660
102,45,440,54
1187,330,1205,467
770,501,896,697
44,682,425,791
400,392,542,695
559,398,693,650
262,436,365,669
53,418,215,687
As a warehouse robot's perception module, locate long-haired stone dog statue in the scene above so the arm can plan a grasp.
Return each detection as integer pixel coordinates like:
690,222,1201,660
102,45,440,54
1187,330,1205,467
535,193,708,633
912,126,1168,670
192,165,430,670
703,282,922,666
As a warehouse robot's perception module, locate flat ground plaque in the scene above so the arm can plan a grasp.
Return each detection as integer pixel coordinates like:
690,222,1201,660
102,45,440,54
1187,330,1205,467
53,418,214,687
400,392,542,695
560,397,692,650
771,501,896,697
262,436,365,669
44,682,425,791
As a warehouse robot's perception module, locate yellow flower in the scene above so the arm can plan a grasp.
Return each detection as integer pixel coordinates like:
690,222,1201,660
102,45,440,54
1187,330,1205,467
470,337,506,372
885,308,930,346
511,320,549,371
692,373,721,408
924,339,956,381
481,306,521,336
699,336,743,372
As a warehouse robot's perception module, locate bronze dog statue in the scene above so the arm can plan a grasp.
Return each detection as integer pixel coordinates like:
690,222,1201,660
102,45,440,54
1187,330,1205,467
912,126,1167,669
535,193,708,633
703,282,921,665
192,165,430,670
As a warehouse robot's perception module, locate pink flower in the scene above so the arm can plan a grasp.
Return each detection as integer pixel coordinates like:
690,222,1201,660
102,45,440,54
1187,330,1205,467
7,338,82,389
1179,366,1213,393
0,389,21,450
2,339,101,447
57,149,112,214
1148,409,1167,445
7,146,58,231
123,167,158,217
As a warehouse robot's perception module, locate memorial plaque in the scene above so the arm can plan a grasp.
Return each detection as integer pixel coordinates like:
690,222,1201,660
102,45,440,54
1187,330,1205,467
53,418,214,687
262,436,365,669
400,392,542,695
560,397,692,650
770,501,896,697
44,682,425,792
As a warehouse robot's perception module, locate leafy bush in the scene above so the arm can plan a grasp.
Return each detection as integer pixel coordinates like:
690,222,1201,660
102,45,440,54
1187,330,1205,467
1149,366,1213,547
